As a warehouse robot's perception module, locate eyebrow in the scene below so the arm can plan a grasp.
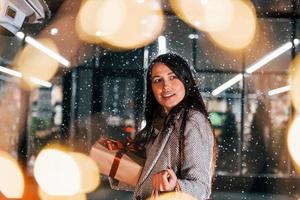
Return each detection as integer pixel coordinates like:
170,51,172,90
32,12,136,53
151,72,175,78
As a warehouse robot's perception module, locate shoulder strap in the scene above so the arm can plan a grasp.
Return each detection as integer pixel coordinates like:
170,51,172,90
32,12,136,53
178,109,188,178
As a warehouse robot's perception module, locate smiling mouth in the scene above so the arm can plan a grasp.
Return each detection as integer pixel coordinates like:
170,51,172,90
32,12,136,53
162,93,175,98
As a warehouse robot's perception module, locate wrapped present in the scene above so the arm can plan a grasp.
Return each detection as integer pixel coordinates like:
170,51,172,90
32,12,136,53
89,137,145,187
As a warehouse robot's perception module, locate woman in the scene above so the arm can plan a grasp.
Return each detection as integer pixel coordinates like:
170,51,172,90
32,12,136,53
112,53,215,200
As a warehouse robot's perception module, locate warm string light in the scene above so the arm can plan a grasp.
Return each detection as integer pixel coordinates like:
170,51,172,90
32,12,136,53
76,0,164,49
15,38,61,89
288,53,300,173
68,152,100,193
0,150,24,198
287,115,300,168
34,147,100,197
34,149,82,196
208,0,257,50
169,0,234,33
290,53,300,113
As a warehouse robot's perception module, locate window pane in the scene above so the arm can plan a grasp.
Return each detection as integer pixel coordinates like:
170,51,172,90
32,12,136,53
243,73,292,176
197,72,242,174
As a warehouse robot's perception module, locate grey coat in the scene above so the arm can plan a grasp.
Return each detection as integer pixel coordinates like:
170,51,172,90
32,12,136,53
111,109,214,200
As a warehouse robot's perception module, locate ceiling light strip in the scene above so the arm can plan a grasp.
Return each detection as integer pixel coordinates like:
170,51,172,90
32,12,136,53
24,36,70,67
0,66,51,88
246,41,293,74
212,39,299,96
212,73,243,96
268,85,290,96
158,36,166,55
16,32,70,67
29,77,52,88
0,66,22,78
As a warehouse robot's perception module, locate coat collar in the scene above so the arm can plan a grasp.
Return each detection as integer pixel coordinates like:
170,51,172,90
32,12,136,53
136,125,174,189
136,109,185,190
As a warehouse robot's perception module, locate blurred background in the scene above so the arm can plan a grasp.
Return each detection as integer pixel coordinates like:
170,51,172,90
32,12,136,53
1,0,300,199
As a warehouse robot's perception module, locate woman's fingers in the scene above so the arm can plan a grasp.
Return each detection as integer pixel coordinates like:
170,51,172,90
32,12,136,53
159,173,165,191
151,169,177,192
152,174,157,190
161,170,169,191
166,169,177,186
154,174,159,190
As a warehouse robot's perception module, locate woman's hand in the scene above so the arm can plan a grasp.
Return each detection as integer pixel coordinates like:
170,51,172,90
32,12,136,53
151,168,177,192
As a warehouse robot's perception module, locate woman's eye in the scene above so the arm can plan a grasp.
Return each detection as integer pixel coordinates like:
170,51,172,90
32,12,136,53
152,79,160,83
170,75,177,80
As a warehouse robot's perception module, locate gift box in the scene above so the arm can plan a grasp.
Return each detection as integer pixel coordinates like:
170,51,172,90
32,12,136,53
89,138,145,187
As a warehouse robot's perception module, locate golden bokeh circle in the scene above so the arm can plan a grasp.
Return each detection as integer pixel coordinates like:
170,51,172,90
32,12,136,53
287,115,300,169
170,0,234,33
15,38,59,89
208,0,257,50
0,150,24,198
290,54,300,113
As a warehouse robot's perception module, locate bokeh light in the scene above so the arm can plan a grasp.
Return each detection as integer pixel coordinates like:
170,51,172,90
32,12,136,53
76,0,126,44
169,0,234,33
290,54,300,113
287,115,300,168
76,0,164,49
149,191,196,200
15,38,59,89
34,148,81,196
0,150,24,198
38,187,87,200
208,0,257,50
69,152,100,193
96,0,127,38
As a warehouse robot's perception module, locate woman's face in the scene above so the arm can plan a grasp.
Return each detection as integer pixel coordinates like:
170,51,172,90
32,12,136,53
151,63,185,113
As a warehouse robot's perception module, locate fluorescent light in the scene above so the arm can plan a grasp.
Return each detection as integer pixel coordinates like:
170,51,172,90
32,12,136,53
25,36,70,67
29,77,52,88
0,66,51,88
212,73,243,96
212,39,299,95
268,85,290,96
0,66,22,78
158,36,166,55
246,41,293,74
15,32,70,67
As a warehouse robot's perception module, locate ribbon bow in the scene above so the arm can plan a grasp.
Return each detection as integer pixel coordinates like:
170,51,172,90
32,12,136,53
97,137,146,179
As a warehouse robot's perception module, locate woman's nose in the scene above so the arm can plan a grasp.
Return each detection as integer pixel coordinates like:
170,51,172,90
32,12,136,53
163,80,171,89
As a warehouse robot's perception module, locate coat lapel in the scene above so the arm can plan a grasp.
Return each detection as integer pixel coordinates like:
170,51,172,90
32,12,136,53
136,125,174,188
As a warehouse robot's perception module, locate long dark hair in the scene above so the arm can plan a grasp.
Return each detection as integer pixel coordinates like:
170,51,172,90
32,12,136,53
143,53,217,184
144,53,209,126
